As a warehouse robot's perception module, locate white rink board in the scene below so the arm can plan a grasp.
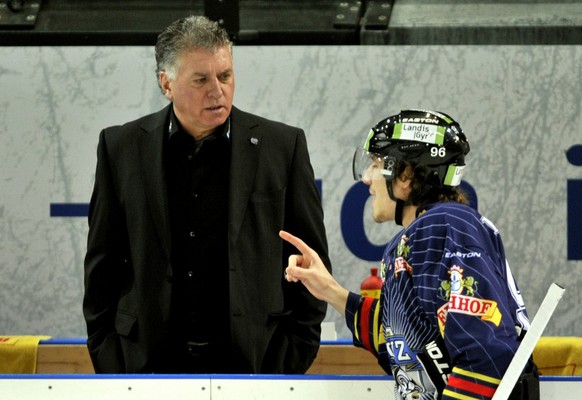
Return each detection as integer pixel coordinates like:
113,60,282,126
540,378,582,400
0,375,580,400
211,376,392,400
0,375,391,400
0,376,212,400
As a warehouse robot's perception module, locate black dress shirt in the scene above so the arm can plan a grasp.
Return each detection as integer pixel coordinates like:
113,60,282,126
164,108,231,362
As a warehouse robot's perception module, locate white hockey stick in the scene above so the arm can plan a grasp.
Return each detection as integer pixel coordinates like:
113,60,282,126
491,282,565,400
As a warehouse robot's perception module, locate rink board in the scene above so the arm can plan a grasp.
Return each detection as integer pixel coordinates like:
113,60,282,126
0,374,580,400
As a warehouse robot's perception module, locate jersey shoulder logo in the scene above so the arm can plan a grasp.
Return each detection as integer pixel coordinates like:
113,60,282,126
438,265,478,299
397,234,410,258
437,265,502,335
394,235,412,278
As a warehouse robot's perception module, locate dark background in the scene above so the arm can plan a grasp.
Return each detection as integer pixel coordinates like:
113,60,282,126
1,0,581,46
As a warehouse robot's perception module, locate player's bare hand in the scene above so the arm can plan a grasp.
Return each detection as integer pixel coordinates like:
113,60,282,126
279,230,349,314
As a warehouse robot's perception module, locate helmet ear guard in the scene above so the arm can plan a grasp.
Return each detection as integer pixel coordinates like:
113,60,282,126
442,163,466,187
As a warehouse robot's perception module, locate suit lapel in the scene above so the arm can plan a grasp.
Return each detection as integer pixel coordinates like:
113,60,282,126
138,105,172,258
229,107,262,245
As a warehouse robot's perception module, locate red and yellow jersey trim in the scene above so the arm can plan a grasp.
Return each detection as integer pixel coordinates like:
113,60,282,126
443,367,500,400
353,296,384,354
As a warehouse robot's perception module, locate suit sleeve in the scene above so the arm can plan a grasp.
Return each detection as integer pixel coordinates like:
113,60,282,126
83,130,127,373
280,128,332,373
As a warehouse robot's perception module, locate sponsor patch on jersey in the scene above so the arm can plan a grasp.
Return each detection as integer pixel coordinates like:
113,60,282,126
436,265,502,334
385,335,420,367
397,235,410,258
438,265,478,299
394,257,412,278
393,235,412,278
444,251,482,259
437,295,502,335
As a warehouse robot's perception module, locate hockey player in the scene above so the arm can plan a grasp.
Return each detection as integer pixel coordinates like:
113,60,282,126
280,109,539,400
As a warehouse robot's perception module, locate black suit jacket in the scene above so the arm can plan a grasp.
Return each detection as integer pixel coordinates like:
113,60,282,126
83,105,331,374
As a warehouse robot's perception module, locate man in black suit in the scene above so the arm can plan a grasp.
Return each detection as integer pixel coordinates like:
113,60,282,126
83,15,331,374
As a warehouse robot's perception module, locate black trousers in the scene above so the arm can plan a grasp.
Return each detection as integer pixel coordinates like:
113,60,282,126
152,340,232,374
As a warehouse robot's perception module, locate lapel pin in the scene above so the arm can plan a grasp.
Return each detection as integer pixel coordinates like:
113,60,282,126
250,137,259,145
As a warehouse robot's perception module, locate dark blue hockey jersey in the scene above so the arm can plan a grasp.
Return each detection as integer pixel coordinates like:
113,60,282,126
346,202,531,400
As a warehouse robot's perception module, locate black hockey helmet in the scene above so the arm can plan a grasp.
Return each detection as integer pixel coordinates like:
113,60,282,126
353,109,470,187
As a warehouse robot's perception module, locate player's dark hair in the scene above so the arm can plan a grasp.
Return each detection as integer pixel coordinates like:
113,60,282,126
401,162,469,207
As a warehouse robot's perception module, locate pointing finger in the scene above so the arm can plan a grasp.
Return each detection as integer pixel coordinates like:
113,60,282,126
279,230,313,255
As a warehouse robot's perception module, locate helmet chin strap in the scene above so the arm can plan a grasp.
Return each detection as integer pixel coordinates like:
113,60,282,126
386,181,407,226
394,199,406,226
